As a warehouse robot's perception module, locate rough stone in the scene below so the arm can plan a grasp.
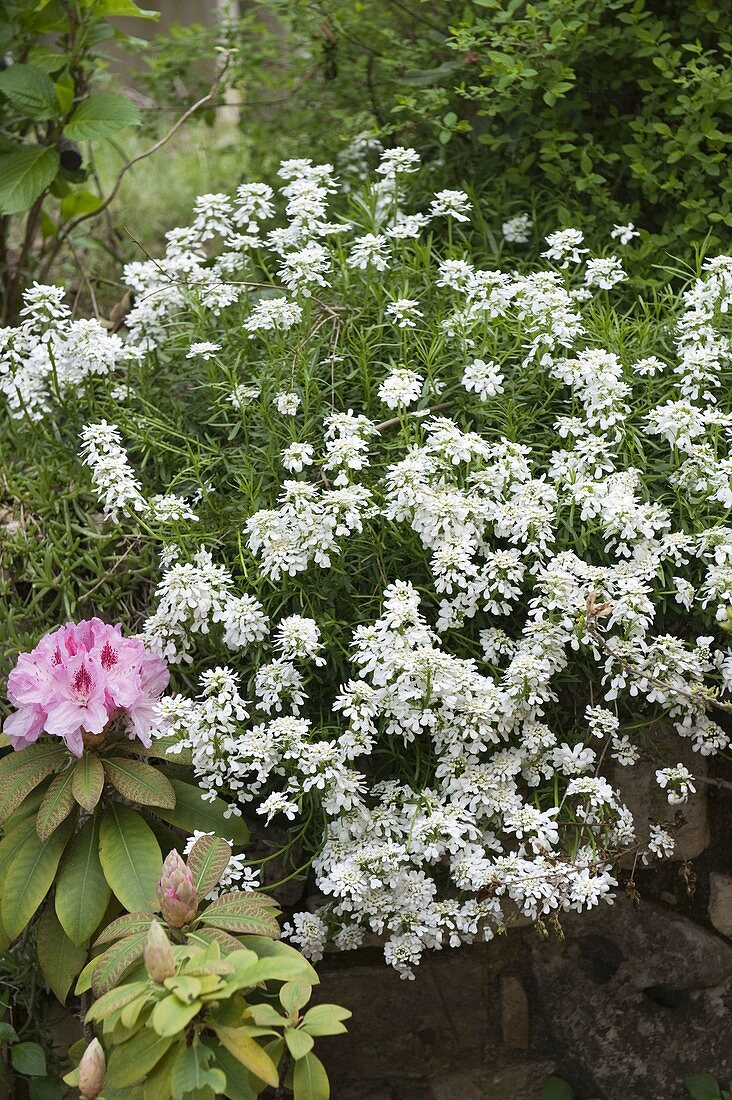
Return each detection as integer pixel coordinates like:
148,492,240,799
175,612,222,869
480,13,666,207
529,900,732,1100
428,1063,555,1100
500,973,530,1048
709,873,732,939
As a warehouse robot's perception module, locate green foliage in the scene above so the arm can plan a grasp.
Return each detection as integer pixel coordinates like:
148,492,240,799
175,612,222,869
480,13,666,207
68,839,349,1100
685,1073,732,1100
0,0,154,318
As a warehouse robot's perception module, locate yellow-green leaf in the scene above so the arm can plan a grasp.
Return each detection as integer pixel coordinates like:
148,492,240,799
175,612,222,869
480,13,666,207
292,1051,330,1100
105,1028,176,1089
93,911,153,947
103,758,176,809
71,753,105,812
91,930,149,996
98,802,161,912
1,818,73,941
36,767,76,840
150,993,202,1037
186,833,232,897
214,1026,279,1089
55,816,111,945
36,904,86,1003
0,743,67,822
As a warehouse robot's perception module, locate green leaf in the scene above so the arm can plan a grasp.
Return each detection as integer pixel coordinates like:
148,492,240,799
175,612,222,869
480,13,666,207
0,64,58,119
55,816,111,945
103,758,176,809
154,777,248,845
186,834,232,897
105,1029,177,1089
171,1046,226,1099
36,768,76,840
143,1043,182,1100
300,1005,351,1038
293,1051,330,1100
98,802,161,912
150,994,202,1038
541,1077,575,1100
0,743,67,820
211,1044,258,1100
64,92,140,141
280,980,312,1015
188,927,245,956
213,1027,279,1090
11,1042,47,1077
53,76,74,116
93,911,154,947
284,1028,314,1060
36,904,87,1003
59,187,102,222
85,979,149,1023
239,937,319,985
98,0,160,17
684,1075,723,1100
0,817,37,884
1,818,73,941
197,892,280,939
91,930,149,996
28,1079,63,1100
71,753,105,812
28,47,67,74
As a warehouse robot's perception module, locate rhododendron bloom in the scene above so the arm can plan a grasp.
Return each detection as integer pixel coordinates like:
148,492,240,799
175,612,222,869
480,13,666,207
4,619,169,756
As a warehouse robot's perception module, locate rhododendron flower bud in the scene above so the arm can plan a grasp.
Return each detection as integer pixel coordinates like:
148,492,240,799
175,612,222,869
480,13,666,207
3,618,169,757
144,919,175,982
157,850,198,927
78,1038,106,1099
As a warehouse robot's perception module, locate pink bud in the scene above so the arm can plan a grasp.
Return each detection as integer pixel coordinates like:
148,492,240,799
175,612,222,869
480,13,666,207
144,919,175,983
157,850,198,927
78,1038,105,1099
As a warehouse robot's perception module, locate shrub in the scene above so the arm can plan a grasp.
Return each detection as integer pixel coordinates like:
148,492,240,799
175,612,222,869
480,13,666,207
3,150,732,982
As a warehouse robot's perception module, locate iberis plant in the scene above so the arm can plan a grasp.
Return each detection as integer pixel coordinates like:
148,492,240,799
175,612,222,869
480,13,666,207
5,618,169,756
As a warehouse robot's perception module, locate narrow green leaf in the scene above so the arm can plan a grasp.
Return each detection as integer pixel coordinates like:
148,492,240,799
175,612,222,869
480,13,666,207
71,754,105,812
103,758,176,809
214,1027,279,1089
186,834,232,897
105,1029,176,1089
293,1052,330,1100
0,743,67,821
36,904,86,1003
98,803,161,912
36,768,76,840
55,816,111,945
64,92,140,141
154,778,248,845
1,818,73,941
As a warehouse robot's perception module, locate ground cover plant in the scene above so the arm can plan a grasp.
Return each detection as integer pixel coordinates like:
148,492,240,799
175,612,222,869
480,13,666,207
2,149,731,1000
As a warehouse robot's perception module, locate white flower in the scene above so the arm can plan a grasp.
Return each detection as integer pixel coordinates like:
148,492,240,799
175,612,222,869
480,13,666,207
348,234,390,271
461,358,504,400
186,342,221,360
376,146,421,178
281,441,315,472
655,764,696,805
584,257,627,290
429,190,471,222
378,368,424,408
502,214,532,243
244,297,303,334
542,228,588,267
273,391,301,415
385,298,423,329
611,222,640,245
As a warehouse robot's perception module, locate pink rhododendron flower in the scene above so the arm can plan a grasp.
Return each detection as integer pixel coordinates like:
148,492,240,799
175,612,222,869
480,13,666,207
4,619,169,757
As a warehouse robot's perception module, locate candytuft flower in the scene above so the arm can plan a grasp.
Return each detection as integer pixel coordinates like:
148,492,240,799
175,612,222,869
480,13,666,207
4,619,169,757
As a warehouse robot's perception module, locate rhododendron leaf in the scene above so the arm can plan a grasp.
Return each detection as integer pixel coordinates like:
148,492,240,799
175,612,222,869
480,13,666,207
186,927,244,956
103,758,176,809
153,777,248,846
55,816,110,945
36,768,76,841
239,937,319,984
170,1045,226,1097
1,818,73,941
98,803,161,913
300,1005,352,1037
85,980,149,1023
71,753,105,812
210,1044,259,1100
197,892,280,939
36,904,86,1003
292,1051,330,1100
134,737,193,766
150,993,202,1037
0,744,67,823
105,1028,177,1089
91,930,149,996
213,1027,279,1089
93,911,154,947
279,980,312,1015
186,833,232,897
284,1028,314,1060
142,1043,182,1100
0,816,37,885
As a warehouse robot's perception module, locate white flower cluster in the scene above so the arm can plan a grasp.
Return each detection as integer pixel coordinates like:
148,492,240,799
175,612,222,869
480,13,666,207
10,149,731,978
